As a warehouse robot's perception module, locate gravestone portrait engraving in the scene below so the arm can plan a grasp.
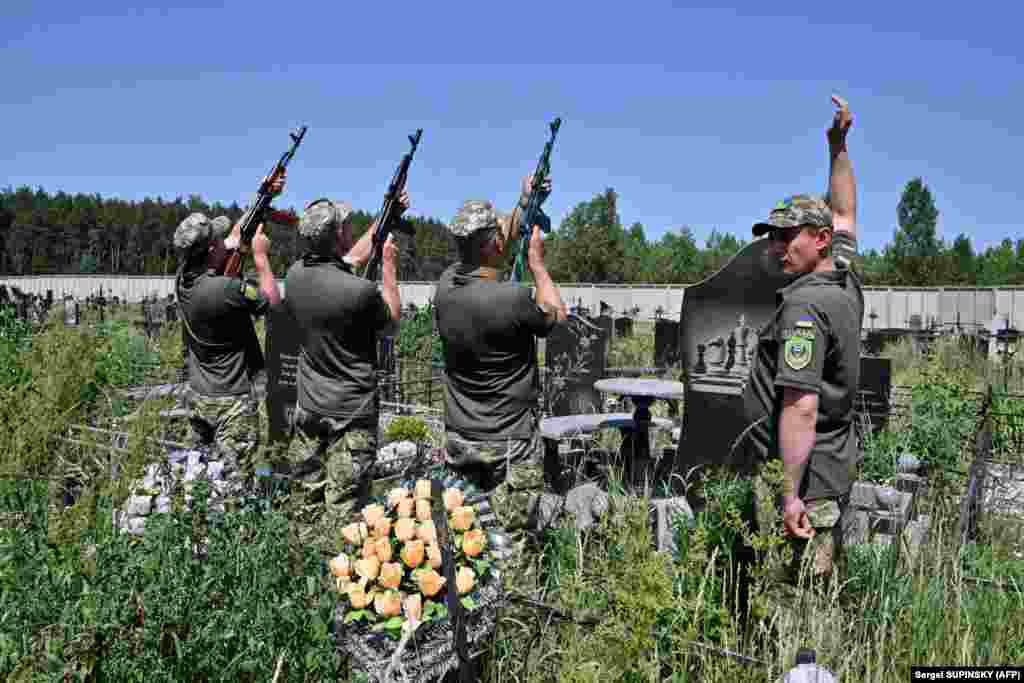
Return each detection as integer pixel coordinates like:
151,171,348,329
265,306,301,444
544,314,608,417
673,238,797,478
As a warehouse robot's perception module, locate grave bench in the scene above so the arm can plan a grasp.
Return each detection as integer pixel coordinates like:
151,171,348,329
539,413,674,493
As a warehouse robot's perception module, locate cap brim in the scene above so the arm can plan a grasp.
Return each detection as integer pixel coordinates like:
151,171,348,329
752,222,773,237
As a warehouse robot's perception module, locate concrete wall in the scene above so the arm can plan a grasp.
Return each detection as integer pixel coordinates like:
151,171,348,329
3,274,1024,330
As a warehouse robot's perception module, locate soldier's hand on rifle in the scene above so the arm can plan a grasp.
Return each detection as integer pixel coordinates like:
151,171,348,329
266,169,287,197
251,223,272,260
396,189,411,216
224,220,243,251
827,94,853,151
520,175,553,207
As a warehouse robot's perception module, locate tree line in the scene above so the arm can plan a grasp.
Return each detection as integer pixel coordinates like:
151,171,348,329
1,178,1020,286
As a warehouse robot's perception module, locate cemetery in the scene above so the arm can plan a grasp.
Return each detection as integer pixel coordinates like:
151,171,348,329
1,259,1024,683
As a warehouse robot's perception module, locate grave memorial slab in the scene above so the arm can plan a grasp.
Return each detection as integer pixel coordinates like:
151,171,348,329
544,314,608,417
857,356,892,434
265,306,301,444
595,314,614,343
614,316,633,338
654,319,680,369
672,239,798,484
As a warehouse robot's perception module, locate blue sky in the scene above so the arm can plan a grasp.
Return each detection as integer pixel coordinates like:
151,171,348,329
2,0,1021,255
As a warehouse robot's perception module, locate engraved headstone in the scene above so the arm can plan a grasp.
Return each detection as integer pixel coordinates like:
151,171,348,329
672,239,797,481
654,319,680,369
265,306,301,444
596,314,613,343
544,314,608,417
857,356,891,434
614,316,633,338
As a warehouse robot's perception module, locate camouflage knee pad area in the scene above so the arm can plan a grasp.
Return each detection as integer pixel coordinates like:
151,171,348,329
446,433,544,532
285,408,377,551
186,390,259,473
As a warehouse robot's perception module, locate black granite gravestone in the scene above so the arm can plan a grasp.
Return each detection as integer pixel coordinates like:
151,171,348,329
672,239,798,481
654,319,680,369
544,314,608,417
857,356,891,434
265,306,301,444
596,315,614,342
614,317,633,338
45,289,53,309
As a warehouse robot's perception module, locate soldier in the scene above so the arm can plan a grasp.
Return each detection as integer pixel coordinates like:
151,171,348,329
434,176,568,533
743,95,861,582
173,175,283,488
283,193,408,549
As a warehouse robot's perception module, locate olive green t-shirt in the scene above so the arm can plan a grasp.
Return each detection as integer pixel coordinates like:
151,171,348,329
177,270,269,397
742,232,865,502
284,256,392,420
434,264,558,441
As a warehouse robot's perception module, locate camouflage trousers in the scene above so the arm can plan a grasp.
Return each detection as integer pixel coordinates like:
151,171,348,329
284,405,378,553
753,474,850,582
185,387,260,480
446,431,544,534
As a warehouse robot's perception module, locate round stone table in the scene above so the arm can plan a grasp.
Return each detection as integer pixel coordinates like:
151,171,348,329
593,378,686,490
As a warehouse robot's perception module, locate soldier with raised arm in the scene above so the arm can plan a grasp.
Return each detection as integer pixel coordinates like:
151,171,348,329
434,176,568,534
173,175,284,490
742,96,862,581
282,193,408,549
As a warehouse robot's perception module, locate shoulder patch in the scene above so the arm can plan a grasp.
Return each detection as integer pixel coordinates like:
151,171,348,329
784,334,813,371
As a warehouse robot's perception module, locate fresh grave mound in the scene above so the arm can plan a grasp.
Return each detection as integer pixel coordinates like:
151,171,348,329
331,475,511,681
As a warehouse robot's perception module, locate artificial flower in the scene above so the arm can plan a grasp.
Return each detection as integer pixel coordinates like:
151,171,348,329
374,536,394,563
416,499,432,521
451,506,475,531
416,520,437,544
397,498,415,519
362,503,386,527
374,590,403,617
426,542,443,569
443,487,464,511
395,517,417,542
415,568,446,597
401,539,425,568
415,479,432,500
329,553,351,578
379,561,403,590
403,593,422,622
456,566,476,595
354,556,380,581
462,528,486,557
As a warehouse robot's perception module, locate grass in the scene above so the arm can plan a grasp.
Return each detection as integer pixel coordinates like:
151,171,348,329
2,312,1023,681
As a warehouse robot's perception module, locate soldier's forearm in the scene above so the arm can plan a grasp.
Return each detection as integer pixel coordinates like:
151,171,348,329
381,268,401,323
345,220,378,268
254,255,281,307
530,263,567,322
778,402,816,499
828,145,857,235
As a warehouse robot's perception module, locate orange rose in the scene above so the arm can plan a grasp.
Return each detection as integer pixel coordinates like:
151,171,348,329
341,522,365,546
400,539,425,568
373,516,393,539
348,580,374,609
416,499,432,521
451,506,475,531
456,566,476,595
397,498,415,519
415,568,447,597
379,561,403,590
374,536,394,563
354,556,380,582
329,553,351,578
361,540,377,560
415,479,432,500
403,593,422,622
416,520,437,545
426,542,443,569
462,528,486,557
387,487,410,509
394,517,417,542
362,503,386,527
374,590,403,617
443,487,464,512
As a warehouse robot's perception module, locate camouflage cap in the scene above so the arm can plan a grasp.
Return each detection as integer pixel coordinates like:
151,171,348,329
298,198,353,244
173,213,213,252
211,216,233,238
449,200,503,239
752,194,833,236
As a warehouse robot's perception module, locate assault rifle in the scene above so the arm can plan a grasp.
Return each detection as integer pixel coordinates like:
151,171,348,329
362,129,423,282
222,125,307,277
512,117,561,283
